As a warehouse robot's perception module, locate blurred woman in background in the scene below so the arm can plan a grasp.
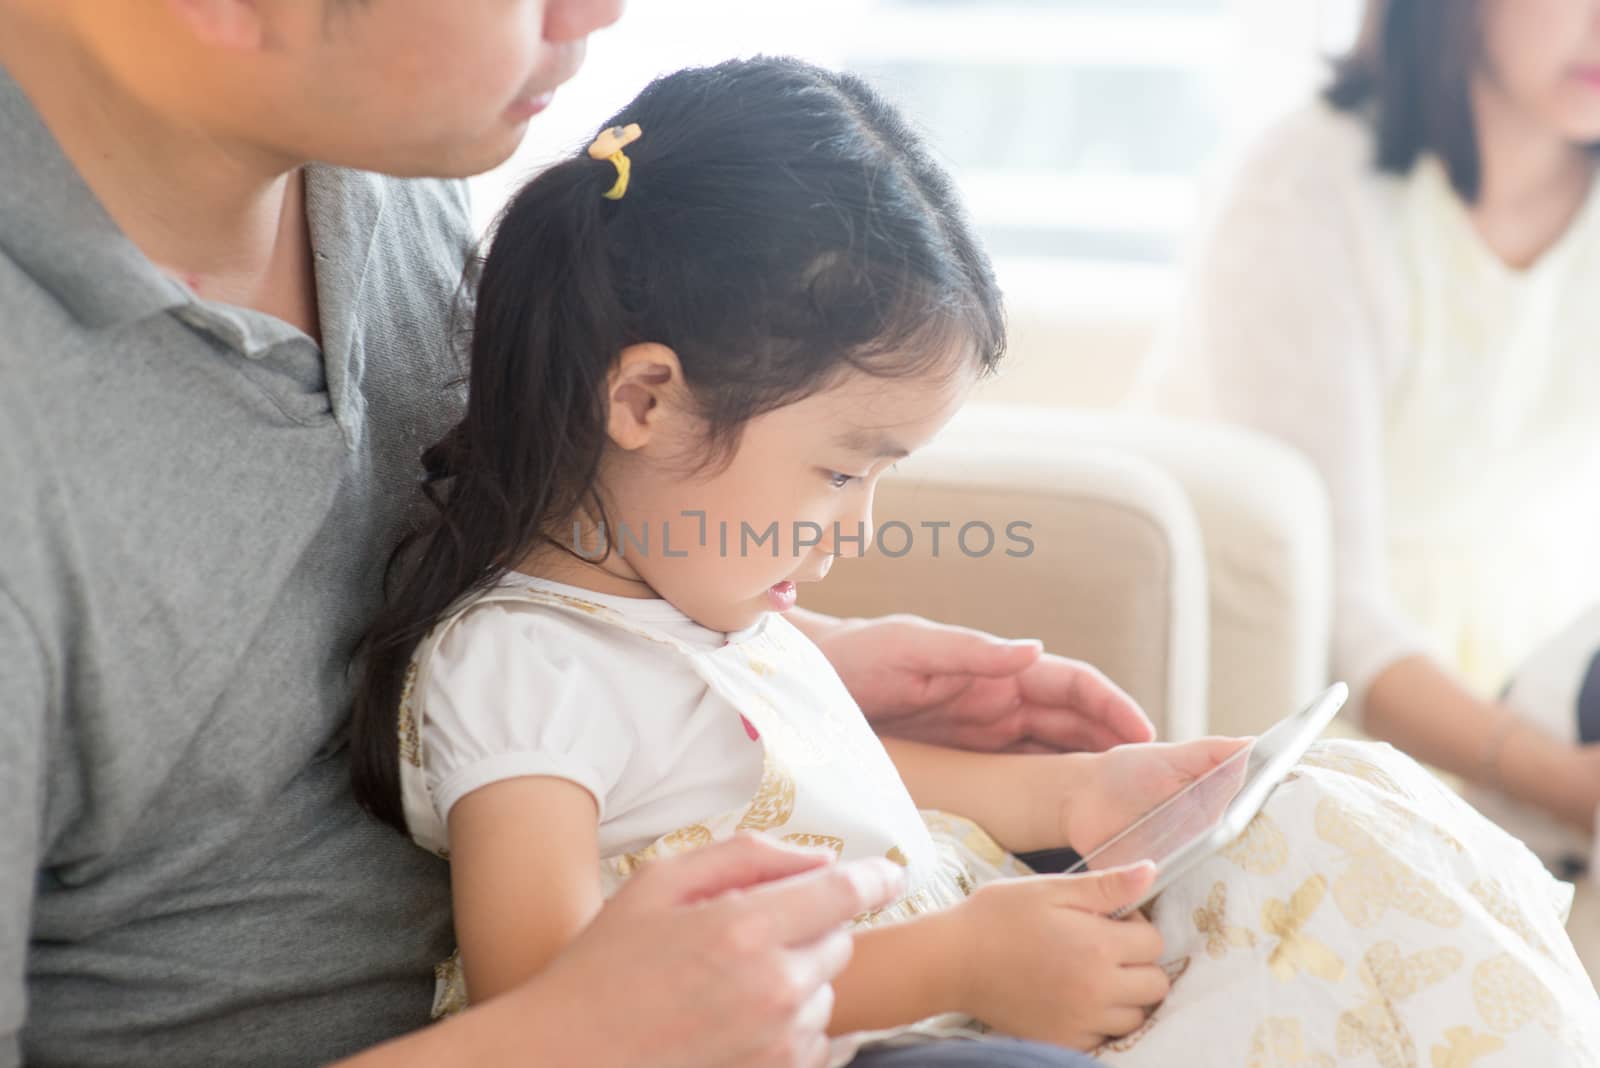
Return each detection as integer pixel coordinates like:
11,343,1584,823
1151,0,1600,855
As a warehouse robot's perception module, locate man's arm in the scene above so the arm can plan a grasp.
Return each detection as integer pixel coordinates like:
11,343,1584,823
0,587,48,1068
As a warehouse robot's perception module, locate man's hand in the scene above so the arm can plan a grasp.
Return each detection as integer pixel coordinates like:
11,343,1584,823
527,836,903,1068
795,610,1154,753
335,836,903,1068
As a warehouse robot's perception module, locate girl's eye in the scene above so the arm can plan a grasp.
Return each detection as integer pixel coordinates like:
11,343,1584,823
826,471,858,489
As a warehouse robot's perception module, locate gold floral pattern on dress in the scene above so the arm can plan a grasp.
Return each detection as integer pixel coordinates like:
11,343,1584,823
1247,1017,1335,1068
736,758,797,833
885,846,909,866
1467,880,1548,957
853,888,934,928
1299,745,1407,796
398,661,422,767
1221,811,1289,875
1092,957,1191,1055
1470,953,1558,1034
612,823,715,877
1195,881,1257,959
780,832,844,856
1263,875,1345,983
920,811,1008,867
1428,1026,1505,1067
1376,797,1466,854
1336,941,1463,1068
431,950,469,1019
745,656,776,677
524,587,607,616
1315,799,1463,930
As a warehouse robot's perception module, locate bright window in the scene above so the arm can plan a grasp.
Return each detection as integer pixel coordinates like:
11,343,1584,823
471,0,1360,275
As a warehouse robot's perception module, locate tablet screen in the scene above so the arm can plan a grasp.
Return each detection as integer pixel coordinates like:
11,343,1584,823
1068,742,1252,873
1066,683,1348,882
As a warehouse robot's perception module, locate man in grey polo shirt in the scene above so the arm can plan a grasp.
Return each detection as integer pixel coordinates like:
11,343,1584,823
0,1,1152,1065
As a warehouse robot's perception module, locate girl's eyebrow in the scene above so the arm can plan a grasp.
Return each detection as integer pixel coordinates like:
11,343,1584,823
835,429,910,460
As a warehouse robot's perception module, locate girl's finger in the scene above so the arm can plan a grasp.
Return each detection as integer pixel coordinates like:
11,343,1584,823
1112,916,1166,963
1111,962,1172,1008
1097,1005,1151,1040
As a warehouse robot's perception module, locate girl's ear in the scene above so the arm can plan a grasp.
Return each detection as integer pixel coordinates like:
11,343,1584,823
606,343,685,450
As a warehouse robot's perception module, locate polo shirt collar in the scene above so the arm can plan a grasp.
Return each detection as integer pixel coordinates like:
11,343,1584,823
0,64,190,328
0,63,388,370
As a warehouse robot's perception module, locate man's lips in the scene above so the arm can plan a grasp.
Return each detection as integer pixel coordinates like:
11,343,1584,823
506,91,556,120
507,45,587,120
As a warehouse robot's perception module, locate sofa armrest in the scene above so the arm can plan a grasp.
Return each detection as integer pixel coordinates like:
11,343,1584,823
945,406,1334,738
803,431,1209,743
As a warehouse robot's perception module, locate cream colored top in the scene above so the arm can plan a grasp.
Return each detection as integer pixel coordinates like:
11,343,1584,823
1152,101,1600,715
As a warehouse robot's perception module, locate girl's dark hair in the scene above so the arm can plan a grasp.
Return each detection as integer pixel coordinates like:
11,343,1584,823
1324,0,1485,199
350,56,1006,831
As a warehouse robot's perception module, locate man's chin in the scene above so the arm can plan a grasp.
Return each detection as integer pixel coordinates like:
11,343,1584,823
360,127,532,181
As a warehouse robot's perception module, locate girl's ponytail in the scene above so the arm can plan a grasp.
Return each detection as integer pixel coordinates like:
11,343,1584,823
350,157,627,830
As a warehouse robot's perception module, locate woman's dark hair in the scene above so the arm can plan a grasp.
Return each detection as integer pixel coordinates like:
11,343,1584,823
1325,0,1600,202
1325,0,1486,199
350,56,1006,831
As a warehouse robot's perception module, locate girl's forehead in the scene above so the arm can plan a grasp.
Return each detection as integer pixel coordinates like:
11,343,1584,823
760,364,978,443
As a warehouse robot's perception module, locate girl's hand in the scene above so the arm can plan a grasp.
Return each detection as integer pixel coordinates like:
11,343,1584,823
943,864,1168,1049
1060,738,1251,857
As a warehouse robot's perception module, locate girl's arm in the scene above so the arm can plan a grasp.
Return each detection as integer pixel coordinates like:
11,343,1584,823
827,911,964,1035
446,776,605,1001
880,738,1089,854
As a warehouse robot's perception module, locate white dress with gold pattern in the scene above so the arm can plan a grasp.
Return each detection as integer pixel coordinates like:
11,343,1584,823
396,576,1026,1062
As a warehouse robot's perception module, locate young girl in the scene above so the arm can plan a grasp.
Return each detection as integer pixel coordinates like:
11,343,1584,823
352,57,1599,1065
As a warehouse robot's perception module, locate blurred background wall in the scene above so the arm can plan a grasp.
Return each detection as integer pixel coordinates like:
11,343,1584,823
467,0,1364,408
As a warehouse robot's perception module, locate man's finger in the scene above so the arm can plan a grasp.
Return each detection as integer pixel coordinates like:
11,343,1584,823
796,1028,833,1068
785,928,854,995
904,625,1045,679
1012,711,1131,754
1018,660,1155,747
789,973,837,1035
634,834,834,907
740,857,905,947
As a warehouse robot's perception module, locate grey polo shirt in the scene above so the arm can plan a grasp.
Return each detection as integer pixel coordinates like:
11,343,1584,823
0,66,469,1066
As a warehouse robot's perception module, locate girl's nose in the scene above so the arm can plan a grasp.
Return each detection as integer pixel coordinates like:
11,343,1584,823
836,495,874,558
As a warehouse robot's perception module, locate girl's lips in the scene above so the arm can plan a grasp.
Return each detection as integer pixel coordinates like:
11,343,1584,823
767,581,797,612
1573,66,1600,90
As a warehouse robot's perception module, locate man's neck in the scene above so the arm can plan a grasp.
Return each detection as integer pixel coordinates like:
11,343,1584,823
0,13,321,336
1468,75,1596,270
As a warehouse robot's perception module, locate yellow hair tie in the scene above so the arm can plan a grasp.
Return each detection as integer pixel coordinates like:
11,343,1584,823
587,123,643,201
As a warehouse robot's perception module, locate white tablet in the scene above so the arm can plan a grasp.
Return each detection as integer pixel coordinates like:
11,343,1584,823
1065,682,1349,916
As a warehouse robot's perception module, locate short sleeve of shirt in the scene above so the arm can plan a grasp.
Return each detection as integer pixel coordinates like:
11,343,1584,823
419,603,638,825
